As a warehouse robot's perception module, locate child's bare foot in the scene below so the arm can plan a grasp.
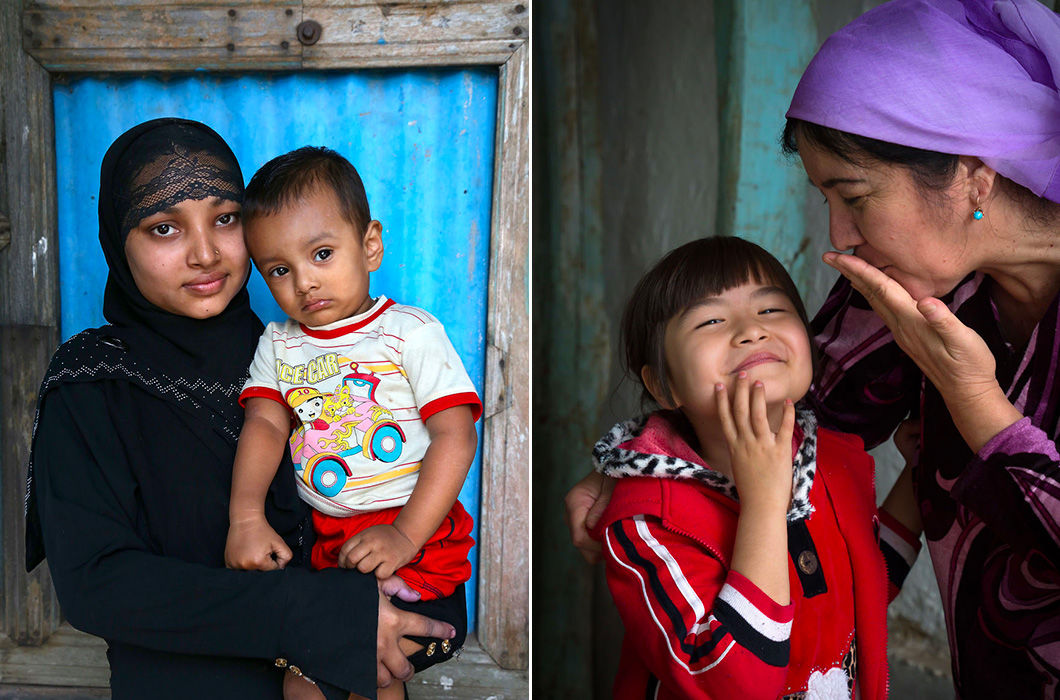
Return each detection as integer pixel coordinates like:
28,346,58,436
283,671,326,700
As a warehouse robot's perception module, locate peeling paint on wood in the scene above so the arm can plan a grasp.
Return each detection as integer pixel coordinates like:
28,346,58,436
478,39,529,671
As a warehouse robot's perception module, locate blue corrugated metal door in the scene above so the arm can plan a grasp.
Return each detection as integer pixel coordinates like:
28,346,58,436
53,69,496,628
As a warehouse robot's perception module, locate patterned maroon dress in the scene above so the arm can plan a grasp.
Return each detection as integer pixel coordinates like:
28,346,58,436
812,272,1060,699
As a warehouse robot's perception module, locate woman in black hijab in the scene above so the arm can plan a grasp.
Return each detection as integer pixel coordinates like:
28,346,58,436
25,118,462,699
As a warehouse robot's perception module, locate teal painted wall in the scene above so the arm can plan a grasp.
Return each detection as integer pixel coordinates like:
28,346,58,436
716,0,817,287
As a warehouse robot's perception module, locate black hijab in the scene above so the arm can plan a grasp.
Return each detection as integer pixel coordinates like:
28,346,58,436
26,118,268,570
98,118,261,411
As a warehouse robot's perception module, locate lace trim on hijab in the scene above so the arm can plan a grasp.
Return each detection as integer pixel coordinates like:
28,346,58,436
117,143,242,235
593,407,819,523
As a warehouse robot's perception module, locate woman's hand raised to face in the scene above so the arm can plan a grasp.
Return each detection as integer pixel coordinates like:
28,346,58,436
823,251,1022,452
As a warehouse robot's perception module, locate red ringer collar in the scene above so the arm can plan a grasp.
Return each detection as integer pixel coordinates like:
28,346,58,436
299,297,396,338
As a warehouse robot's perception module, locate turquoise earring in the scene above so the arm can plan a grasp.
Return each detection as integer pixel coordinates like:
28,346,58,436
973,195,984,220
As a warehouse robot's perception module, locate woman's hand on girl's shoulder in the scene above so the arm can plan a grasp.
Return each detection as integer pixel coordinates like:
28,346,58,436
564,470,615,564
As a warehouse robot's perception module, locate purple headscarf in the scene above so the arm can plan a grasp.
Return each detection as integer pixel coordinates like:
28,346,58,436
786,0,1060,203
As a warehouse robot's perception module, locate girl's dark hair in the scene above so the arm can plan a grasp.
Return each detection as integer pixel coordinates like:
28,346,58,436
622,235,814,407
783,118,1060,223
243,146,372,233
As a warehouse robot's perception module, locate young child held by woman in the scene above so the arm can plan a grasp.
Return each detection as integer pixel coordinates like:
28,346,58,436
224,146,481,700
590,236,913,699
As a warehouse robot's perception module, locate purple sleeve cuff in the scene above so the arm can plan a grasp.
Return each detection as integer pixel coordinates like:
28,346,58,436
953,416,1060,556
977,417,1060,463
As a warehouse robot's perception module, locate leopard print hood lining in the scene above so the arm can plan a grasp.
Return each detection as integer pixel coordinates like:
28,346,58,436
592,407,818,523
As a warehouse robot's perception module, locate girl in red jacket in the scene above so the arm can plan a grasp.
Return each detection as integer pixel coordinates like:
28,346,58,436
590,236,916,699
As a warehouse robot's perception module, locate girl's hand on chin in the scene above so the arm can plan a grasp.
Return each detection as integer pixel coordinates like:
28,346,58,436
715,373,795,513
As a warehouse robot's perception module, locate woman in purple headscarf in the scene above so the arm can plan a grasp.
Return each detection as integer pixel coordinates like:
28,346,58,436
567,0,1060,697
784,0,1060,697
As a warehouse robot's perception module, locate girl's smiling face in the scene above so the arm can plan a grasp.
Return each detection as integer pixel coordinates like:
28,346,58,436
124,196,249,319
799,141,979,301
657,280,813,421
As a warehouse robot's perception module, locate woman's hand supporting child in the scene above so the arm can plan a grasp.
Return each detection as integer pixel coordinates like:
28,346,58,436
717,373,795,606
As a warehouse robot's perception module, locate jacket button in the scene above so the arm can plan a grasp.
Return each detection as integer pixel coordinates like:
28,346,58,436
274,658,288,668
797,550,819,575
426,642,437,657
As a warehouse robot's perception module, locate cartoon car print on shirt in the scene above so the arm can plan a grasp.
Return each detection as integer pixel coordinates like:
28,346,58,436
286,368,407,498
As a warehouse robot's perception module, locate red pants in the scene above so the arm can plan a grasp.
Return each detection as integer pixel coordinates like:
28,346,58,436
311,500,474,600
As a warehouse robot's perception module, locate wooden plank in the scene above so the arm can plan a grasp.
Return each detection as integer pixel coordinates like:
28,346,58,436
0,688,108,699
0,625,108,688
23,5,298,48
0,0,62,647
304,2,524,40
28,0,292,6
2,4,59,326
23,3,301,72
303,40,521,68
411,633,528,698
24,1,526,72
305,0,522,7
476,39,528,672
0,627,528,697
0,327,62,647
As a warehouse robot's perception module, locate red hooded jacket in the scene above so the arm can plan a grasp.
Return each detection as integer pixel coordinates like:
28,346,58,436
591,411,891,700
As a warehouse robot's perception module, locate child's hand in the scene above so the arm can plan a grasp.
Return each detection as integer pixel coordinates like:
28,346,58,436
715,373,796,513
224,517,293,571
893,418,921,466
337,524,419,579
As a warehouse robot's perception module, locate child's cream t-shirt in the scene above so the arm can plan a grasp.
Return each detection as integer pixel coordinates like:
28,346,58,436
240,296,481,516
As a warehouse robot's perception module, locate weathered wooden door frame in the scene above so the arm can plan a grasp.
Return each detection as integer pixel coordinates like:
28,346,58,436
0,0,528,673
